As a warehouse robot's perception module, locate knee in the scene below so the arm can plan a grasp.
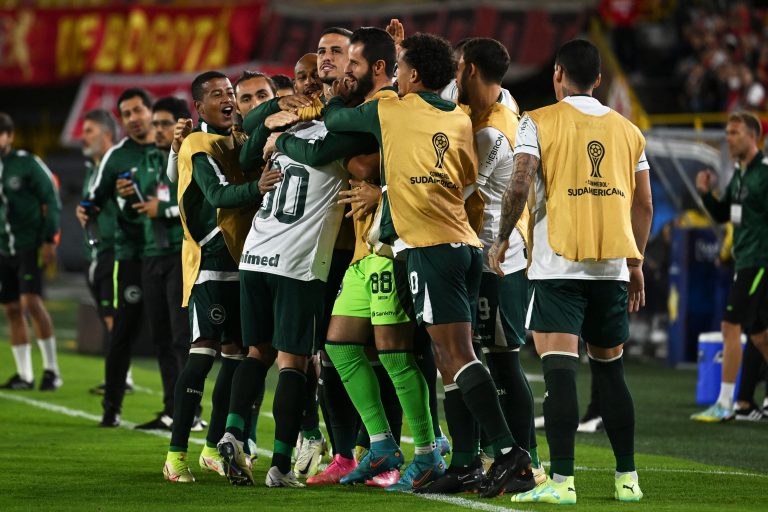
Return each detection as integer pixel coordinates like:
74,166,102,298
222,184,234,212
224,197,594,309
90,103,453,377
277,351,309,371
587,344,623,361
19,294,43,315
4,301,23,319
247,343,276,366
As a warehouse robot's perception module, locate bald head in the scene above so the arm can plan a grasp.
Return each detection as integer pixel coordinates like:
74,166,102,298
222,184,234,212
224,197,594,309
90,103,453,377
294,53,321,95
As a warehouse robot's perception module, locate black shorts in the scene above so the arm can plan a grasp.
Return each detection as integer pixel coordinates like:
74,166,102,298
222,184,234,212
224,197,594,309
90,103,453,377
142,254,189,349
475,270,529,351
87,251,115,317
240,270,325,356
723,267,768,335
0,248,44,303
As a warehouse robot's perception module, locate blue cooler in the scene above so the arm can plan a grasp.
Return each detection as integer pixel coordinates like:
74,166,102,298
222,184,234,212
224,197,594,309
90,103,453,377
696,332,746,405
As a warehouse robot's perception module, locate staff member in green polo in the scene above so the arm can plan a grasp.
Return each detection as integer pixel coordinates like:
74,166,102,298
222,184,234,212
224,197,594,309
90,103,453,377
693,111,768,422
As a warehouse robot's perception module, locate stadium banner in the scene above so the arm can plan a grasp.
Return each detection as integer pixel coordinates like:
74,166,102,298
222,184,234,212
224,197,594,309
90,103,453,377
0,4,265,85
256,1,591,80
60,61,293,147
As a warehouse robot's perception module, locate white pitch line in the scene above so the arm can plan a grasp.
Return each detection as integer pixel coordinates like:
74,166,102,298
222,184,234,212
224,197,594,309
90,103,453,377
415,493,526,512
572,465,768,479
0,391,272,457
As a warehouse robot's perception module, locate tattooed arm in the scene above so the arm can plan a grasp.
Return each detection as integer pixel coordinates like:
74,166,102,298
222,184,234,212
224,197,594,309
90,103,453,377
487,152,539,276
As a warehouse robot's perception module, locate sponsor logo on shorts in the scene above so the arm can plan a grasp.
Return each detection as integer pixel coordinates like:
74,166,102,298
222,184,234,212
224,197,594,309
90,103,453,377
208,304,226,325
186,387,204,397
372,310,397,317
336,283,343,298
240,251,280,267
123,285,142,304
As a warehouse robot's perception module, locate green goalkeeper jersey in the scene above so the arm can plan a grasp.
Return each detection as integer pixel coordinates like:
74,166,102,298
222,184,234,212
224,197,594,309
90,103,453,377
0,148,61,255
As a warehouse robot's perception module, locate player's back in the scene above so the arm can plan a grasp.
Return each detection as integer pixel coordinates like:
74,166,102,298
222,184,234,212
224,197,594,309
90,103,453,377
240,121,347,282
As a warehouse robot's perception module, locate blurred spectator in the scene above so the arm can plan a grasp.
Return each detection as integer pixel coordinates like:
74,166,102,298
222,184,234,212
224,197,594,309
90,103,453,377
600,0,641,71
676,1,768,112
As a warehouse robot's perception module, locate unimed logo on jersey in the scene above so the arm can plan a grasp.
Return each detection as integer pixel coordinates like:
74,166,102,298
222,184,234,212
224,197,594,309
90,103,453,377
240,251,280,267
567,140,626,198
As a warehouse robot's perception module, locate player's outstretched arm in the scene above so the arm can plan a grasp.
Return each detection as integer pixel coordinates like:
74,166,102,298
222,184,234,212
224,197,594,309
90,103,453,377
192,153,261,209
277,131,378,169
324,96,380,135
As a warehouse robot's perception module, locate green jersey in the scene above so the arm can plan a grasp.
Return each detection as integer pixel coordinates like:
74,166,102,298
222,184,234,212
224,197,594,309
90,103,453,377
702,151,768,270
81,159,117,261
88,136,155,261
0,148,61,255
121,147,184,257
180,121,261,271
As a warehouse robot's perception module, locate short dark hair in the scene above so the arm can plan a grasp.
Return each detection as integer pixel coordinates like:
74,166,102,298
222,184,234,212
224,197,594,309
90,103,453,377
271,74,294,91
400,33,456,90
320,27,353,39
0,112,15,134
191,71,228,102
461,38,510,84
83,109,118,142
729,111,763,139
555,39,601,90
117,88,152,112
152,97,191,121
235,71,277,95
350,27,397,78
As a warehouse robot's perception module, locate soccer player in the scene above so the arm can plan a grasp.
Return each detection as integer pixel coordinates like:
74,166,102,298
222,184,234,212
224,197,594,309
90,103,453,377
275,27,447,491
691,112,768,422
216,65,350,489
419,37,540,494
234,71,277,122
115,97,192,430
324,33,532,498
79,109,137,396
162,71,262,483
488,39,652,504
0,112,62,391
271,74,295,97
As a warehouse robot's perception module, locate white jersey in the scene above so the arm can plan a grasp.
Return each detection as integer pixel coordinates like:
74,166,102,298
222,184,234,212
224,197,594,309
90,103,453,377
514,96,650,281
239,121,346,281
475,125,526,274
440,79,519,114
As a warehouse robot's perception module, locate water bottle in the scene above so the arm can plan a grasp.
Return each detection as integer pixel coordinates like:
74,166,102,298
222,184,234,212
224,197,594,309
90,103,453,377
80,200,100,247
117,169,145,204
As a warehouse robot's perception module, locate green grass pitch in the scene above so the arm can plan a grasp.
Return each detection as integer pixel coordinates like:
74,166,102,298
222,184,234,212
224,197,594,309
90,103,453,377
0,299,766,511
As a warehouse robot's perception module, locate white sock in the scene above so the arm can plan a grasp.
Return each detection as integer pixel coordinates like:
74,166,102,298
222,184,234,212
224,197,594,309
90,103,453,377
552,473,570,484
11,344,34,382
37,336,59,374
717,382,735,409
126,367,134,386
615,470,638,481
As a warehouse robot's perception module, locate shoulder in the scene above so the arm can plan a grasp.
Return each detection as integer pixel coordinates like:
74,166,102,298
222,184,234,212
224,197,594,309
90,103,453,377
100,137,130,168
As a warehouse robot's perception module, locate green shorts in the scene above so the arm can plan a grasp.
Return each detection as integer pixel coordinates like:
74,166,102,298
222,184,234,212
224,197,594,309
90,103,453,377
189,279,241,345
406,243,482,326
526,279,629,348
240,270,325,355
475,270,529,350
331,254,413,325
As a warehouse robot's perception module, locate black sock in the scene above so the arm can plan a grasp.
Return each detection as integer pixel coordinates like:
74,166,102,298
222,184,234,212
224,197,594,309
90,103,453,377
374,363,403,444
589,354,635,473
321,359,358,459
272,368,307,473
737,338,764,405
206,355,241,447
455,361,515,456
486,350,534,450
225,357,268,441
585,373,600,419
543,354,579,477
443,386,477,467
170,352,214,451
300,365,320,433
415,332,442,438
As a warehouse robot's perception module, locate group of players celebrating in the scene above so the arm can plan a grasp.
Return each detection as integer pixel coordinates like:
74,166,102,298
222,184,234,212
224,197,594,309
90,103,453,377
3,18,653,506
